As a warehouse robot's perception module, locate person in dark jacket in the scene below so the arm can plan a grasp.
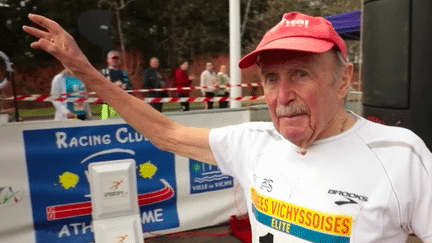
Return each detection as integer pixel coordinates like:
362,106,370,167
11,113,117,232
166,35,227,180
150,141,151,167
143,57,166,112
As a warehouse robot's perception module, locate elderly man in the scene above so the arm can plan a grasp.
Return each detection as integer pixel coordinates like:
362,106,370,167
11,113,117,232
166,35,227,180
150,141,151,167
143,57,166,112
24,11,432,242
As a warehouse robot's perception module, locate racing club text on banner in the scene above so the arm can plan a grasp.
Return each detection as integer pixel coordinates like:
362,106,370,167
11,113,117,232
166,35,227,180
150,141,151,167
23,124,179,242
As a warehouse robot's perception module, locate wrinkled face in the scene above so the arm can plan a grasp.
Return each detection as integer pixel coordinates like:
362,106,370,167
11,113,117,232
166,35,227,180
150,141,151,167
260,51,344,147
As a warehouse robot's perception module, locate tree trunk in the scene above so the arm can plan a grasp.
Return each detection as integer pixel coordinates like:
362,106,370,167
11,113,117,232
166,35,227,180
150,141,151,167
115,3,127,68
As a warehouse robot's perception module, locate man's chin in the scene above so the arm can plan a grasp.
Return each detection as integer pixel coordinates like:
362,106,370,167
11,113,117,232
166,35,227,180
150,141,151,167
277,123,311,146
282,132,309,145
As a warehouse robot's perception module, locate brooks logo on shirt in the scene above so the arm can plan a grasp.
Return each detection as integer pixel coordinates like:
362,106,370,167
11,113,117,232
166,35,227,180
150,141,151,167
328,189,368,206
335,197,358,206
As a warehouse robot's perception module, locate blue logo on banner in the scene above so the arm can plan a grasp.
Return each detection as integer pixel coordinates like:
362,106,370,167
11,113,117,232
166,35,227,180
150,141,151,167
189,160,234,194
23,124,179,242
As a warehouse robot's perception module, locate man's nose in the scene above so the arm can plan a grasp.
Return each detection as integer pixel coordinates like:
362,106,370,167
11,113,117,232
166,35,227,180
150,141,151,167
277,81,296,105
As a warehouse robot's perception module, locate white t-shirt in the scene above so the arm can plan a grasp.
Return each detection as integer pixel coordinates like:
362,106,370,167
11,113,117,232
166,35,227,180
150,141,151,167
200,70,216,94
50,72,92,120
209,114,432,243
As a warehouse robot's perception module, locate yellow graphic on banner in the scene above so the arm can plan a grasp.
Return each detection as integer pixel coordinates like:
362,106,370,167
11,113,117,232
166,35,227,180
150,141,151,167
58,171,79,189
139,161,158,179
251,187,353,236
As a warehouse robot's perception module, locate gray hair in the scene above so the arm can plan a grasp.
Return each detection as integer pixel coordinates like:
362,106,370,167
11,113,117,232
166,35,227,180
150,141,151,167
330,48,352,104
331,48,348,84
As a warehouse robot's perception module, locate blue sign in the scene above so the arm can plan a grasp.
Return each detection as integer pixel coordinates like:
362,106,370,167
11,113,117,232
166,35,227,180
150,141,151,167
189,160,234,194
23,124,179,242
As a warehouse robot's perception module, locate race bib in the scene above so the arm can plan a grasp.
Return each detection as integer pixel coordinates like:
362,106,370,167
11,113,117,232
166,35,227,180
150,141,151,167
251,188,352,243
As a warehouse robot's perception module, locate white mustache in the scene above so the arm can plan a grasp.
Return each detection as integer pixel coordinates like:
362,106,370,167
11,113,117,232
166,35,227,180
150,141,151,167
276,103,309,117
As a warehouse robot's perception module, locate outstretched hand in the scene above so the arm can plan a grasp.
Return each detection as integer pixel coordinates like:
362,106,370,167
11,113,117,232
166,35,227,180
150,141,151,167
22,14,91,75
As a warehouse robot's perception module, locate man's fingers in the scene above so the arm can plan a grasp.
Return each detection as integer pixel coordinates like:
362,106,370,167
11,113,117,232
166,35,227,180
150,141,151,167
24,14,71,56
24,13,92,76
29,39,62,59
27,13,62,35
22,25,50,40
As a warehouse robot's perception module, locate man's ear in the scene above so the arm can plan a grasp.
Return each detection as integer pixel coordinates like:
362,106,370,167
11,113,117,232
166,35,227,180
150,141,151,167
337,63,354,100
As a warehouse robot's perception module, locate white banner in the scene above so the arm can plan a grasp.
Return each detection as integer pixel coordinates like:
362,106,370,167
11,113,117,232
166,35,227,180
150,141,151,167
0,108,269,243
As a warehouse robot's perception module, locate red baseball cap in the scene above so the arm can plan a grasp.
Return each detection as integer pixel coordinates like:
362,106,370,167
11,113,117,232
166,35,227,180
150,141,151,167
107,50,120,59
239,12,347,69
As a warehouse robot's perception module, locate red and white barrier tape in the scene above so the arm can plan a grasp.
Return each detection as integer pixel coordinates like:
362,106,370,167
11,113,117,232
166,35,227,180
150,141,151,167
139,82,261,93
12,95,263,104
142,96,264,104
1,82,262,102
4,95,264,104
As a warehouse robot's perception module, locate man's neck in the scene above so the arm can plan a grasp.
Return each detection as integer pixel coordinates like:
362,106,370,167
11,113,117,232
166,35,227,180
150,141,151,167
318,109,357,140
298,109,357,146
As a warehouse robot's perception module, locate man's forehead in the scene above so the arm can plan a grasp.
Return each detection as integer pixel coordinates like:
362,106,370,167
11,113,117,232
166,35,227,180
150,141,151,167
259,51,324,71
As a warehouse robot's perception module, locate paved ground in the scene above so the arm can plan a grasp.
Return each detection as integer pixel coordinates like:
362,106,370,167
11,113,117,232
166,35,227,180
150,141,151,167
143,224,424,243
144,224,243,243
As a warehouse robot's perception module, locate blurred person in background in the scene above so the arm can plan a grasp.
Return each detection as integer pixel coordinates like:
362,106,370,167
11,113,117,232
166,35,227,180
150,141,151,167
100,50,132,90
200,62,216,109
100,50,132,119
175,60,192,111
216,65,230,108
50,69,91,120
143,57,166,112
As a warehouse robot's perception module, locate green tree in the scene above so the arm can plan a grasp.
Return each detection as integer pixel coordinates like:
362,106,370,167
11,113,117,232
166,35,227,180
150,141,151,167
0,0,102,66
242,0,361,59
0,0,45,65
1,0,362,69
121,0,232,68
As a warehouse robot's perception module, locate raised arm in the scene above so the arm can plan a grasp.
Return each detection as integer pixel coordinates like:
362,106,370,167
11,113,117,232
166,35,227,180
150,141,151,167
23,14,217,165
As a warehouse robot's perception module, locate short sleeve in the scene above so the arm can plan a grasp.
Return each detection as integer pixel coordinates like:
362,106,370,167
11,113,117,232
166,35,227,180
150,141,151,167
209,125,247,177
209,122,276,187
50,74,69,117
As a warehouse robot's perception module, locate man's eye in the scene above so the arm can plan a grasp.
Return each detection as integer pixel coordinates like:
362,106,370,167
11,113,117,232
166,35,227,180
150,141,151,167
297,70,308,78
265,74,278,83
292,70,308,81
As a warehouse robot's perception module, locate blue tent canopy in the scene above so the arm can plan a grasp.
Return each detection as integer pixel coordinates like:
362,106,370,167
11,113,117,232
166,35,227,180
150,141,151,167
325,9,361,40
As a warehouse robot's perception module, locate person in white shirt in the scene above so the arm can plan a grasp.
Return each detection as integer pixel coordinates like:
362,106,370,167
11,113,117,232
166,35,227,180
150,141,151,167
200,62,216,109
50,69,91,120
24,11,432,242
